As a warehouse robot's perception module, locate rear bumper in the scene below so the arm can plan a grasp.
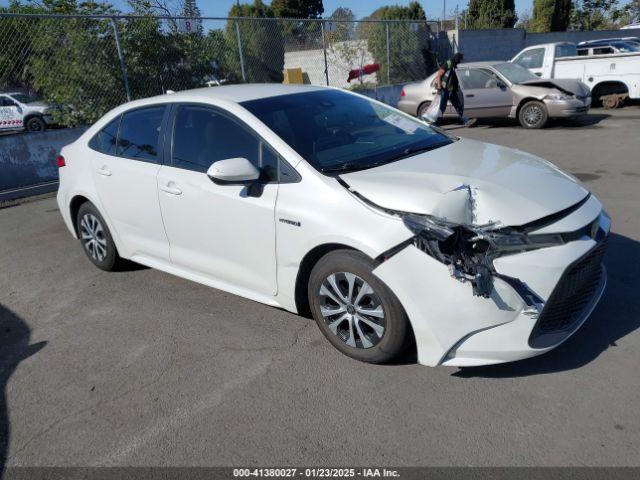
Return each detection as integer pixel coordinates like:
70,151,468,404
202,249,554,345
373,197,610,367
396,99,419,116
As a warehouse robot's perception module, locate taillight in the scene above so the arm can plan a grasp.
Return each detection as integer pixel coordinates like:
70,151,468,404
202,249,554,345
56,155,66,167
401,88,406,97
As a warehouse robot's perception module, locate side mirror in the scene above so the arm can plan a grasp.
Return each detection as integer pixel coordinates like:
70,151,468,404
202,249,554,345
206,157,260,184
497,81,507,90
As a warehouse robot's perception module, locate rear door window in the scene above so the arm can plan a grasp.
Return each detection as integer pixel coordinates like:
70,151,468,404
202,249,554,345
116,106,166,162
555,44,577,58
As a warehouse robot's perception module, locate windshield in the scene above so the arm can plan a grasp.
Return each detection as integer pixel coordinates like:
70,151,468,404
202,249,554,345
241,89,452,174
493,63,538,84
10,93,41,104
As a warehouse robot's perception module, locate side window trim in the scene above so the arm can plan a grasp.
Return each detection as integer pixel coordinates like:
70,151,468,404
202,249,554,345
168,102,301,183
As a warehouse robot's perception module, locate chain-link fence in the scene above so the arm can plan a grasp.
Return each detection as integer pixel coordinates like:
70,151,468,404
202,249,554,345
0,13,446,131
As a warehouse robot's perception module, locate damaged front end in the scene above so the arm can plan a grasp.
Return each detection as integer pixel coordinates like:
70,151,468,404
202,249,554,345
398,212,566,314
345,179,602,315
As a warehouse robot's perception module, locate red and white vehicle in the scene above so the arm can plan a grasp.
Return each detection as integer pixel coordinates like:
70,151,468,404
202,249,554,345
0,92,54,133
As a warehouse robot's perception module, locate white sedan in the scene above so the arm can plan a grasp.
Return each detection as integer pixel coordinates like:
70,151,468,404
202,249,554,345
56,84,609,367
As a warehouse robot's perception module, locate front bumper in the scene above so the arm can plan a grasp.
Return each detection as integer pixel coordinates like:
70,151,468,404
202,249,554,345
545,97,591,118
373,196,610,367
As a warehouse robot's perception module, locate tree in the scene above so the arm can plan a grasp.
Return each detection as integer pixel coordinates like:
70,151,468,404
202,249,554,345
271,0,324,47
515,9,534,30
571,0,625,30
530,0,571,31
362,2,433,85
327,7,356,41
466,0,517,29
0,0,126,125
631,0,640,20
271,0,324,19
225,0,284,83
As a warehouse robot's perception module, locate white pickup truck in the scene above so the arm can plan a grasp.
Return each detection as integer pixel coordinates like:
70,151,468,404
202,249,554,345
512,42,640,108
0,92,54,133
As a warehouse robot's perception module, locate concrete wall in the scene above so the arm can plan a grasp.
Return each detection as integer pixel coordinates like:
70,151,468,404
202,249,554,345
0,127,85,200
450,27,640,62
285,40,377,88
456,28,526,62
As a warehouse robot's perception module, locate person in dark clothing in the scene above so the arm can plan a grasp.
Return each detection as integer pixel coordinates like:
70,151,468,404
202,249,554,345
434,52,476,127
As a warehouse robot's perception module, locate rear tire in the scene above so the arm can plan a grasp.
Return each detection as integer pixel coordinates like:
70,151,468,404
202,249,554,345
518,100,548,129
417,101,431,118
308,250,410,364
25,116,45,132
76,202,121,271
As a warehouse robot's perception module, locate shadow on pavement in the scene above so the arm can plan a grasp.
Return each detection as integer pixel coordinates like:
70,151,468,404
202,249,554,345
440,113,610,130
453,232,640,378
0,304,47,475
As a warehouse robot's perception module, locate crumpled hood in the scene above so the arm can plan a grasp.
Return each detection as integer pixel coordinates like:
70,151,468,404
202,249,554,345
519,78,590,97
339,138,588,227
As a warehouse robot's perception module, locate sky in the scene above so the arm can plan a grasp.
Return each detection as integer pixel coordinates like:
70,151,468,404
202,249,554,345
0,0,632,19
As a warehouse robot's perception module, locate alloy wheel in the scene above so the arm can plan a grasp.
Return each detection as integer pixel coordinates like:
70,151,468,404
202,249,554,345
318,272,386,349
523,104,543,127
80,213,108,263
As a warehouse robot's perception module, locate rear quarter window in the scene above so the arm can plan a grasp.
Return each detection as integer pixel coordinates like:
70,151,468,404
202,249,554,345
89,116,120,155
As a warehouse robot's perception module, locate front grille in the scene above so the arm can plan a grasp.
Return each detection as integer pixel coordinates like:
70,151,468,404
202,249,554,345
530,239,607,341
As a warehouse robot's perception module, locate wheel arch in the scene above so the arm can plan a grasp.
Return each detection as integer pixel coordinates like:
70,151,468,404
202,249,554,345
515,97,543,118
591,80,629,99
23,113,44,126
69,194,91,237
416,99,431,117
294,243,360,318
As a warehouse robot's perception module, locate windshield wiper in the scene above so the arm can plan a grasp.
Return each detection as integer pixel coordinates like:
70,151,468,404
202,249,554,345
321,162,367,174
387,141,451,162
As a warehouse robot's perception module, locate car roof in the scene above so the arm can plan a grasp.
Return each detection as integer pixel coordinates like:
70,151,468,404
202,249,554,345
144,83,327,104
457,61,505,68
578,39,636,47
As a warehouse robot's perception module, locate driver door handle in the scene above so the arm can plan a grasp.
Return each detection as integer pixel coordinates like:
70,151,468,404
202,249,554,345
159,183,182,196
96,166,112,176
465,94,475,98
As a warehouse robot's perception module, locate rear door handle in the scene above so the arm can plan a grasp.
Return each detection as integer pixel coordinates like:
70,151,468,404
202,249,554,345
96,166,111,176
159,183,182,196
465,94,474,98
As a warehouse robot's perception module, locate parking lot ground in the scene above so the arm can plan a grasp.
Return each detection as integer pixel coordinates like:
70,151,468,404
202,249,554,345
1,107,640,468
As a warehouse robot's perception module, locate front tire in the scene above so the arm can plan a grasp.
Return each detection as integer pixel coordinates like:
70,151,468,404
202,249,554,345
76,202,121,271
308,250,410,364
518,100,548,129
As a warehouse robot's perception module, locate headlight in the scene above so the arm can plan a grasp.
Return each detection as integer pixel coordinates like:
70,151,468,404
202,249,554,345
402,212,456,241
388,209,570,298
545,93,573,102
402,211,563,252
